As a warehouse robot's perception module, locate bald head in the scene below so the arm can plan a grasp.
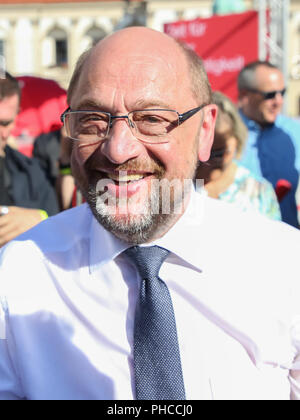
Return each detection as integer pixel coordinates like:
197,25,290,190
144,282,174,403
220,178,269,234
67,27,211,107
93,26,181,62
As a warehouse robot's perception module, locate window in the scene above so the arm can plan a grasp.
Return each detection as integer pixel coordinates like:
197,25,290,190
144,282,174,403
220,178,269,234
56,39,68,67
85,27,106,47
0,40,4,58
48,27,68,67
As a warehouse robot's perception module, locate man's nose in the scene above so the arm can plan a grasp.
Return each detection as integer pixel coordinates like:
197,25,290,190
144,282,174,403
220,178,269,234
100,118,144,164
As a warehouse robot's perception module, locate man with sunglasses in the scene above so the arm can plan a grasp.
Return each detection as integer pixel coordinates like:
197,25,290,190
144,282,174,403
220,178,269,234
0,28,300,401
238,61,300,228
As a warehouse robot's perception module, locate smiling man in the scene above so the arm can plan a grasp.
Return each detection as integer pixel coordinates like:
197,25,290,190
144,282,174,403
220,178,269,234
64,34,213,243
0,28,300,401
238,61,300,228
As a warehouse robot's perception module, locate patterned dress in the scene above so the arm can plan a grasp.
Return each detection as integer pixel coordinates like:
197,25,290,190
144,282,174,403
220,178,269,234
217,164,281,221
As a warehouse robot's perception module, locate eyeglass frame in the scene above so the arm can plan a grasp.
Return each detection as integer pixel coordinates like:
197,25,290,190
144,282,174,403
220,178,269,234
246,88,286,101
60,104,207,143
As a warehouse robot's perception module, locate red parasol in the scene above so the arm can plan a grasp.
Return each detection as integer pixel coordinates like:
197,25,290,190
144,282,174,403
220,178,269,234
12,76,67,156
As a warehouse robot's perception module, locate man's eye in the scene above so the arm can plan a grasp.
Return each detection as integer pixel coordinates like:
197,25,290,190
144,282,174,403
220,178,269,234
80,114,107,123
134,114,166,124
0,121,13,127
143,115,163,123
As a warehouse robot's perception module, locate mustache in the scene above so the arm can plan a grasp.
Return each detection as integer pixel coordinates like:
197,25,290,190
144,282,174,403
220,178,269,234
85,155,166,177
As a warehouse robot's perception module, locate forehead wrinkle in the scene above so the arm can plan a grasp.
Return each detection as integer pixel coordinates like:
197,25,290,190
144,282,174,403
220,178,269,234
88,54,179,90
73,82,121,111
74,89,175,114
76,67,182,113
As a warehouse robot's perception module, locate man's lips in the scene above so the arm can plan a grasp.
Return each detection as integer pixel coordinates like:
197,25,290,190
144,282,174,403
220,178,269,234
105,171,152,183
91,168,155,183
93,170,155,199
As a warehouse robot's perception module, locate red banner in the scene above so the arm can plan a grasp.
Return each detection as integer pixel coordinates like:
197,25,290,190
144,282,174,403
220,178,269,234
164,11,259,103
12,76,67,157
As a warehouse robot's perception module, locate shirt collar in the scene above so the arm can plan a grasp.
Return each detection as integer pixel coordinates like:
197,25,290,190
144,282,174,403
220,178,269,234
89,213,129,274
239,109,278,131
239,110,261,130
89,187,209,274
153,187,206,272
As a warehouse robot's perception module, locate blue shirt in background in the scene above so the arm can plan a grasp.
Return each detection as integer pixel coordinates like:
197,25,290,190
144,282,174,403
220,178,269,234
239,111,300,228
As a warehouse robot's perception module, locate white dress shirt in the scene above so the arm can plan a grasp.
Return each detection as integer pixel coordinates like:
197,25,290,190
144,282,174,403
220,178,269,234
0,189,300,400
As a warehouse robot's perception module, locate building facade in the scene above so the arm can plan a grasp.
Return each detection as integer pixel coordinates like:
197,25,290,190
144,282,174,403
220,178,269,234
0,0,300,116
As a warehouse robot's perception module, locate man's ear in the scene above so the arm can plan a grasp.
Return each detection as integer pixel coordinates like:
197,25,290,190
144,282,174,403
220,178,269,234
198,104,218,162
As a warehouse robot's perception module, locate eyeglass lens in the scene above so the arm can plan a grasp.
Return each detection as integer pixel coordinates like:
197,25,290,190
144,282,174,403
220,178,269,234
263,89,286,100
64,110,180,143
250,88,286,100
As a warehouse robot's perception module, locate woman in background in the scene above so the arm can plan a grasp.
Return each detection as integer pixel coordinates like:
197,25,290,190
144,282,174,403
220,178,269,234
196,91,281,220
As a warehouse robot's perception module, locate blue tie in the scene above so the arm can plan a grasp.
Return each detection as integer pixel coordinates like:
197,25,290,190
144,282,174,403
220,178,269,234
125,245,186,400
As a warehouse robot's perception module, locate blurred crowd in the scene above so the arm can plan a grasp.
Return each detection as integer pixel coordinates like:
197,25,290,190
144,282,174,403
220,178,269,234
0,57,300,247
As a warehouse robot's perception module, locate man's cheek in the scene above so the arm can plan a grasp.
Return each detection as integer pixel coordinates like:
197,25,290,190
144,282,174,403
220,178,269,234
71,152,88,184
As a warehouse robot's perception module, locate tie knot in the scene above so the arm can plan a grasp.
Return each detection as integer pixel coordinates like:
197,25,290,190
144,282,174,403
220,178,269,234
124,245,170,279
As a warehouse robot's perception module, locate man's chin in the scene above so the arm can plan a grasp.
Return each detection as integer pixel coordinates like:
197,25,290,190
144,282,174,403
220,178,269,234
91,204,165,244
265,110,280,124
98,206,153,226
83,173,196,242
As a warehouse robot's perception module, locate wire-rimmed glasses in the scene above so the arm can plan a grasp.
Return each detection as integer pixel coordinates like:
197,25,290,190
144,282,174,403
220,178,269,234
60,104,207,144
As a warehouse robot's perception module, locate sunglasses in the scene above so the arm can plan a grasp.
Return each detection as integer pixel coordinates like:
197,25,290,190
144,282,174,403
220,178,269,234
248,88,286,100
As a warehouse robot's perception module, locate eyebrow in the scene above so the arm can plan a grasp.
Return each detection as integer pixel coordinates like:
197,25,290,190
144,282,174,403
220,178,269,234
134,99,173,110
74,99,104,110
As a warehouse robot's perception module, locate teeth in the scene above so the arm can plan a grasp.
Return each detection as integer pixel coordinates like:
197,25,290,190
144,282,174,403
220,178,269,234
108,173,145,182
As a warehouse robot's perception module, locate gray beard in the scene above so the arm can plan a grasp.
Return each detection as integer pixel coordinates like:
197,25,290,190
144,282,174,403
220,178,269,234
86,179,192,244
